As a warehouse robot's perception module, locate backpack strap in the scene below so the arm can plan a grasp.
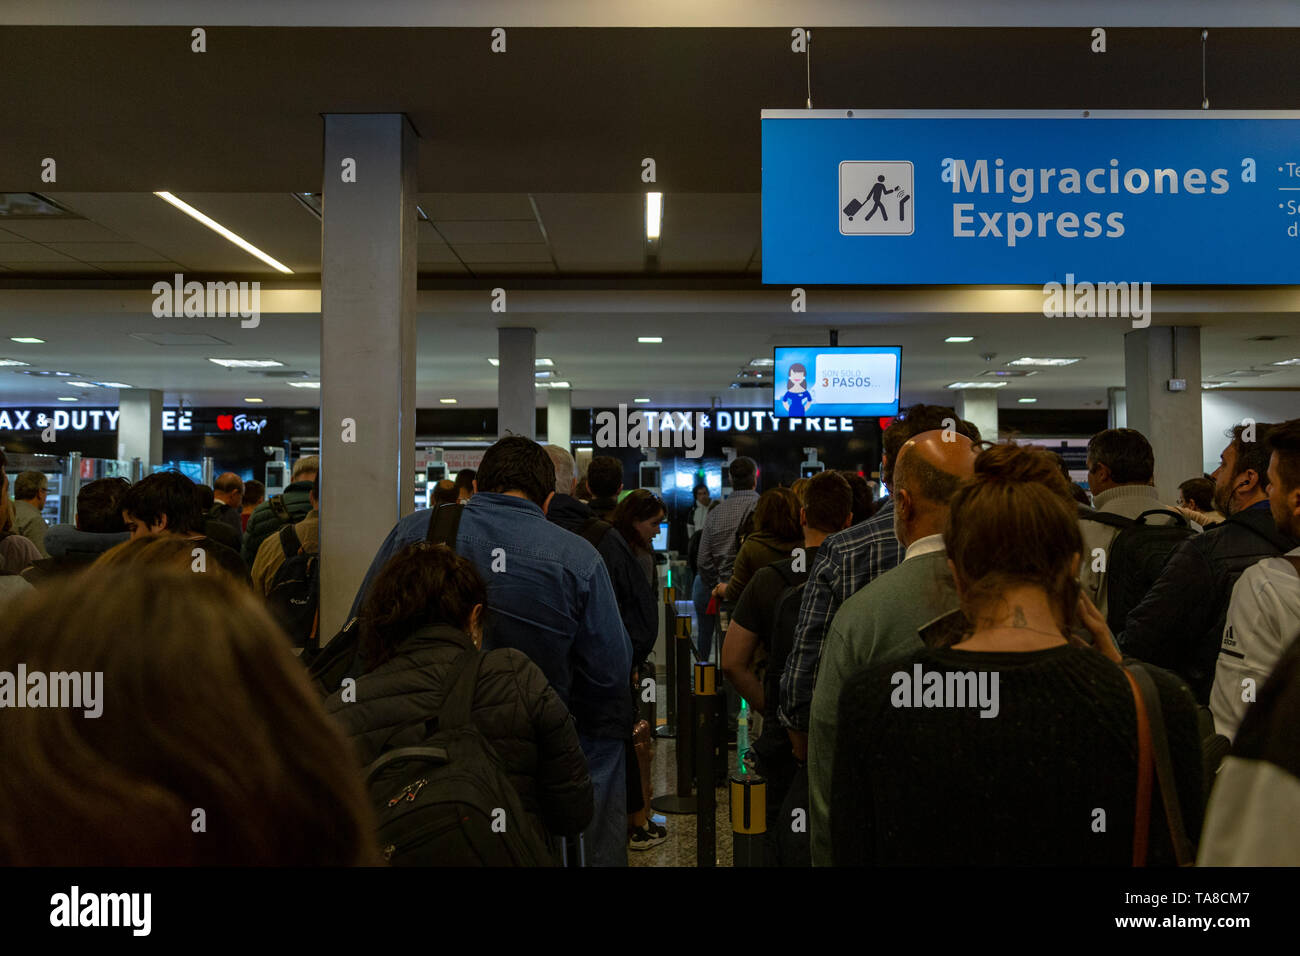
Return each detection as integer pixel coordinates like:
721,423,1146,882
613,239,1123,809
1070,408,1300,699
269,495,291,523
1078,509,1134,530
436,648,484,731
278,522,302,559
425,501,465,547
1131,508,1189,528
1123,662,1194,866
578,516,612,549
363,745,451,785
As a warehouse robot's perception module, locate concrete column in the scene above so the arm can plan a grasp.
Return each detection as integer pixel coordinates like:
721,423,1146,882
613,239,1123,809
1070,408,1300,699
546,388,571,450
319,113,418,637
1125,326,1202,504
498,327,536,439
116,389,163,466
1107,386,1127,430
955,390,999,444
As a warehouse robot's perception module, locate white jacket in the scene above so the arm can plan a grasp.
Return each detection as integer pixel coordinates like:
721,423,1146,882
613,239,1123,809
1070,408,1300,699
1209,546,1300,742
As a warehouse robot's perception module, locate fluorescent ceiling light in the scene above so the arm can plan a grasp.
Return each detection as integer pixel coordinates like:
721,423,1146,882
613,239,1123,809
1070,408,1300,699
286,381,320,389
945,336,975,343
749,358,775,368
1201,381,1236,389
66,381,100,388
154,191,294,274
633,397,651,403
638,336,663,344
10,337,44,344
947,381,1007,389
488,357,554,368
208,358,284,368
645,192,662,240
1270,358,1300,366
1223,369,1274,377
0,359,30,367
243,397,264,403
1007,357,1082,367
98,382,133,389
549,381,570,389
51,371,74,376
1018,397,1038,403
535,370,553,379
439,398,457,404
56,396,77,402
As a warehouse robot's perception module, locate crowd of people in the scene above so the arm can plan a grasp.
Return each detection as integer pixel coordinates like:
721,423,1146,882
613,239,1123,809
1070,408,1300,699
0,407,1297,866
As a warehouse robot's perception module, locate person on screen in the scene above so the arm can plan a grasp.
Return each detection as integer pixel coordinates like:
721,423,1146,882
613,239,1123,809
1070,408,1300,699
780,363,813,416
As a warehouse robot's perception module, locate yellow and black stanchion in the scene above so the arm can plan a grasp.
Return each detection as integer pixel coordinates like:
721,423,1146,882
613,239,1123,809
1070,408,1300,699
654,587,677,740
694,660,721,867
730,773,767,867
651,613,697,815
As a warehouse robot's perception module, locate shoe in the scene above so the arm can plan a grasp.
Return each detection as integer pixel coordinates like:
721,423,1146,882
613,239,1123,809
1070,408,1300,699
628,825,667,851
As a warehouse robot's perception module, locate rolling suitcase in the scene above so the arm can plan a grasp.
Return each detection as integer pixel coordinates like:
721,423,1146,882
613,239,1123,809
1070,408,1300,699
842,197,865,219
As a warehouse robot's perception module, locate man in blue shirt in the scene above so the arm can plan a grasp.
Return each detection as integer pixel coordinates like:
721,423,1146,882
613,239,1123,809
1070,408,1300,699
350,437,633,865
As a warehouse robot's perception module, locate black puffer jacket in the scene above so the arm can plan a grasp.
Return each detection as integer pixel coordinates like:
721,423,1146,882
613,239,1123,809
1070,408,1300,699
1120,503,1300,703
324,625,594,839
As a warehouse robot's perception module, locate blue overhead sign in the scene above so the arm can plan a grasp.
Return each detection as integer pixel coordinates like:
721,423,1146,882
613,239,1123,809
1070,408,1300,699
761,110,1300,285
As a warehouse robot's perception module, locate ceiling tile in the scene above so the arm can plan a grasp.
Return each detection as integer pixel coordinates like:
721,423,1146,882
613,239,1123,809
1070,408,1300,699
0,219,127,242
418,194,535,220
454,243,553,264
432,220,542,244
0,242,78,262
50,242,170,262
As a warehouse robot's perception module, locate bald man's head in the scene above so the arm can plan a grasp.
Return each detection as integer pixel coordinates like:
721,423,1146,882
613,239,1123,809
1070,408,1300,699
894,429,978,508
213,472,244,507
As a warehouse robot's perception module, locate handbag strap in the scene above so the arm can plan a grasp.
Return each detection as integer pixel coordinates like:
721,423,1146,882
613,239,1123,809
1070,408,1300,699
1122,667,1154,867
1124,662,1194,866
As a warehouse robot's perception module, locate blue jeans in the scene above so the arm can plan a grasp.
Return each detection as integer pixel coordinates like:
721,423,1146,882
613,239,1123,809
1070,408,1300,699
578,734,628,866
692,574,717,662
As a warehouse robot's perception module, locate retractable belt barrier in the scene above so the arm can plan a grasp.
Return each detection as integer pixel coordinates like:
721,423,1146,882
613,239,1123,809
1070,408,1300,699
651,613,697,815
654,586,676,739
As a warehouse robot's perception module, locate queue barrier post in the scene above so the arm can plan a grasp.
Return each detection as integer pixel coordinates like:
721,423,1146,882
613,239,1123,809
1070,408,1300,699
651,613,697,815
694,661,720,867
654,586,676,739
730,773,767,867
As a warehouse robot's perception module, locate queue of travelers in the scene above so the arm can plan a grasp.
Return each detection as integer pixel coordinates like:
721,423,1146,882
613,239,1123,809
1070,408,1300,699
1,411,1298,866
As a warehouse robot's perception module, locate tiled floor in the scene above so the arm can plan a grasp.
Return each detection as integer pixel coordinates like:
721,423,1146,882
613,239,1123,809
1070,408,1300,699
629,735,735,867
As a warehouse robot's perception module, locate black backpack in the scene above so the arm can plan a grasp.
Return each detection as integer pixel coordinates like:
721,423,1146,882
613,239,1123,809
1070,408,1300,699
306,503,465,696
363,648,554,866
267,523,320,651
1081,508,1197,634
763,562,806,722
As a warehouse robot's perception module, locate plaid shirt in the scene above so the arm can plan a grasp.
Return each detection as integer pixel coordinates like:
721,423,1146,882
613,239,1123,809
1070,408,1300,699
779,498,902,732
696,489,759,589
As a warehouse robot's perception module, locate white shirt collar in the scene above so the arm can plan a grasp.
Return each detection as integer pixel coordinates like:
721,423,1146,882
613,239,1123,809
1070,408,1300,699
904,533,945,561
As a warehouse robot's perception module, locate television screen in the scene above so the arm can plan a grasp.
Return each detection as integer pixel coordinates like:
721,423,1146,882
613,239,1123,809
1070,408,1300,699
651,521,669,551
773,346,901,418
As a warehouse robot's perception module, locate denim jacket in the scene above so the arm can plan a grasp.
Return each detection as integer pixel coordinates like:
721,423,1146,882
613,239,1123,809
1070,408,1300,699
349,492,633,739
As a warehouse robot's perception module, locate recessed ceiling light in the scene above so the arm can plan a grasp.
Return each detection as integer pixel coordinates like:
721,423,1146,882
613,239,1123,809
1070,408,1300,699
749,358,775,368
439,398,457,404
286,381,320,389
56,396,77,402
1201,381,1236,389
1269,358,1300,366
645,192,663,240
51,371,74,377
535,370,553,380
0,358,30,367
154,191,294,274
549,381,570,389
98,382,133,389
638,336,663,344
66,381,100,388
945,336,975,343
947,381,1007,389
633,397,651,403
243,397,264,403
1006,357,1082,367
488,357,554,368
10,337,44,344
208,358,284,368
1018,397,1038,403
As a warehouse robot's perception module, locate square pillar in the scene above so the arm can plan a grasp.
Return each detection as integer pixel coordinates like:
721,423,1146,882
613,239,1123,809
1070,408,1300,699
498,327,536,439
1125,327,1202,503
